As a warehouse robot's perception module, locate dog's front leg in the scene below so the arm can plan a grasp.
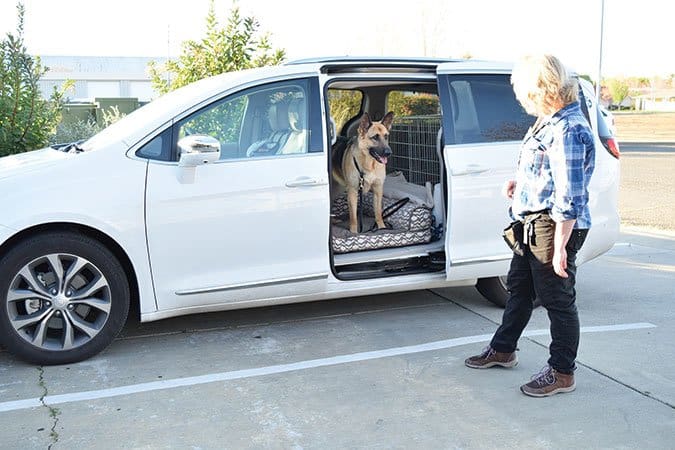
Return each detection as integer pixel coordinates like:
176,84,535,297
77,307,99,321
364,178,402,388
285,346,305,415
373,184,386,230
347,188,359,233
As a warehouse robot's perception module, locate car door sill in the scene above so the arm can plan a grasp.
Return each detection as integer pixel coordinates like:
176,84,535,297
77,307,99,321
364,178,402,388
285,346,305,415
175,273,328,296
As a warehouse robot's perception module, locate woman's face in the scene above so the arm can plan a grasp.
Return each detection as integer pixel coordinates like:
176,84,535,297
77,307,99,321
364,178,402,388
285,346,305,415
513,85,541,117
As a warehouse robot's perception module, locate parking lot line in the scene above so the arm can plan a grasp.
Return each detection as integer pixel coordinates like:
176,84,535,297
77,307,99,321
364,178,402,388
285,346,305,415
0,322,655,413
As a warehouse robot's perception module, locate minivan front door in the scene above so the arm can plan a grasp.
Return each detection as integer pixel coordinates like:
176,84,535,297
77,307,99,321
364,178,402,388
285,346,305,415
145,78,330,313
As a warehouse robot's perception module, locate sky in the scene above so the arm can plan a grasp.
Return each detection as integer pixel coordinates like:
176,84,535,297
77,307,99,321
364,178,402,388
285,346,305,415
0,0,672,80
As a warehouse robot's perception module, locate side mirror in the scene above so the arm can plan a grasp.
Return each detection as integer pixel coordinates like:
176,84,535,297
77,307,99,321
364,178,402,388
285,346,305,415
177,135,221,167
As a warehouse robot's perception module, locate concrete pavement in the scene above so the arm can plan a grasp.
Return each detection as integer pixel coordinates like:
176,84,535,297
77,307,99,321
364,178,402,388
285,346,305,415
1,230,674,449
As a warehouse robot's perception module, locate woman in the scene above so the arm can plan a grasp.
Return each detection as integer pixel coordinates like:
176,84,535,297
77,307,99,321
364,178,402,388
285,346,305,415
464,54,596,397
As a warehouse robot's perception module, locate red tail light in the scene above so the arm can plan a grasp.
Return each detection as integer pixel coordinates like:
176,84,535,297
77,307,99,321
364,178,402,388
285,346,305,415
601,136,620,159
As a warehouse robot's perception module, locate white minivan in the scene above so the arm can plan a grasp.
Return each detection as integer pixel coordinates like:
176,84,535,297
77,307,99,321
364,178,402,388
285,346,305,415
0,58,620,364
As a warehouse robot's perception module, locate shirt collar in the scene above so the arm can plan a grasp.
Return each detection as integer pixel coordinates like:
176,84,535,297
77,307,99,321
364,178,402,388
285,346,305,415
550,101,581,125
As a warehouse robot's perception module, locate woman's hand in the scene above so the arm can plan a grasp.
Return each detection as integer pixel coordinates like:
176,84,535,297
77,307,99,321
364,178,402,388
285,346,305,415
553,219,576,278
502,180,516,199
552,246,568,278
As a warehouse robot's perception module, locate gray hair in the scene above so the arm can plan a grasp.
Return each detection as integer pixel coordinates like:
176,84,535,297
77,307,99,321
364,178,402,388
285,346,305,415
511,54,578,116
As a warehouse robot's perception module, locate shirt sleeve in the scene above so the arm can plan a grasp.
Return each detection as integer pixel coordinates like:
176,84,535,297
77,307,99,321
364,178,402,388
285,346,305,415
548,124,593,223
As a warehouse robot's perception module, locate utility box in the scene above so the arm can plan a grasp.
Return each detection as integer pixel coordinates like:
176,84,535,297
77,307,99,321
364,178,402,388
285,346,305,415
60,103,97,125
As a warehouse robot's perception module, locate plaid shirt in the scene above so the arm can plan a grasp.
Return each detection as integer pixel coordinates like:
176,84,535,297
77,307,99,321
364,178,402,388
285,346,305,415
511,101,595,229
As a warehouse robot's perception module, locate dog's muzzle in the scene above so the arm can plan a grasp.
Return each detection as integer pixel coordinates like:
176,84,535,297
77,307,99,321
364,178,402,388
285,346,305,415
369,146,392,165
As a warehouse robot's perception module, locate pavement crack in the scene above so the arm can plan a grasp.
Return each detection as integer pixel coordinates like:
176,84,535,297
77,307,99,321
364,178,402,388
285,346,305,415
37,367,61,449
575,362,675,410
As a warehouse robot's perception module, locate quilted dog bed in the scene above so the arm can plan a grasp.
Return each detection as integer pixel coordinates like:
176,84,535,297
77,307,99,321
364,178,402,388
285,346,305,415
331,191,434,254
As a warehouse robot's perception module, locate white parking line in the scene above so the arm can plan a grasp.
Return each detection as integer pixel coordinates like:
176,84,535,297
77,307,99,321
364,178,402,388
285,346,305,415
0,322,656,413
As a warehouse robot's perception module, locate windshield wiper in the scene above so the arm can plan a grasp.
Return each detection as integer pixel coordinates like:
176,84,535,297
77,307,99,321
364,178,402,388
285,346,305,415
51,141,85,153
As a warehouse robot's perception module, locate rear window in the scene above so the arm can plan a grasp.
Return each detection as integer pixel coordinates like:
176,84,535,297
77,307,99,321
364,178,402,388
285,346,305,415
327,89,363,134
440,74,533,145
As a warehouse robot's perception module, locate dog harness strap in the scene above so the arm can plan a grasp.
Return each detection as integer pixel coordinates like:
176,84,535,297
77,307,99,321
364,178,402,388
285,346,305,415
352,156,365,233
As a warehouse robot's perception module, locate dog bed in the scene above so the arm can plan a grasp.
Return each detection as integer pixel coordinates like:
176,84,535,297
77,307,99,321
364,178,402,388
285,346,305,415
331,190,435,254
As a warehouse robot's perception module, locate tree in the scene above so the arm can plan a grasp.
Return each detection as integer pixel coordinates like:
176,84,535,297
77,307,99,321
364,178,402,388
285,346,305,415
149,0,286,95
0,3,68,156
607,78,630,106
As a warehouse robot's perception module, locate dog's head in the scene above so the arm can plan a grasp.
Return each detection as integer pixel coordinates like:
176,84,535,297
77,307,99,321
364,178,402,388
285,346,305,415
357,111,394,165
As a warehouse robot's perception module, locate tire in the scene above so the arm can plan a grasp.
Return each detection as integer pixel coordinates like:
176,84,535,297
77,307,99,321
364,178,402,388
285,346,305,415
476,276,542,309
0,231,129,365
476,276,509,308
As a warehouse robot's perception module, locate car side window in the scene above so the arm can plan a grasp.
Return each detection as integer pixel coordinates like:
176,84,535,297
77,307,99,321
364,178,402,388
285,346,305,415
136,127,172,161
175,79,317,161
441,74,533,145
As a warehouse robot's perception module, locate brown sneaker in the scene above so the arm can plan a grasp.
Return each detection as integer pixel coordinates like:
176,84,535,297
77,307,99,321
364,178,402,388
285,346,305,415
465,346,518,369
520,365,576,397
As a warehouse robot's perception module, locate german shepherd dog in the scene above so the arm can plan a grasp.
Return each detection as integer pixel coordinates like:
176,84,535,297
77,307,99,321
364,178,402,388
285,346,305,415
331,111,394,233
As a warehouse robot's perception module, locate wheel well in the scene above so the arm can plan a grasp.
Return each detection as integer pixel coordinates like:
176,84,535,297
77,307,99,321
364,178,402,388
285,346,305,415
0,223,141,321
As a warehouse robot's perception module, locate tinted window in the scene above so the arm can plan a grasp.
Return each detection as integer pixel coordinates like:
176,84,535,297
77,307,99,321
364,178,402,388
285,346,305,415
135,128,172,160
386,90,440,117
440,74,533,145
175,78,320,161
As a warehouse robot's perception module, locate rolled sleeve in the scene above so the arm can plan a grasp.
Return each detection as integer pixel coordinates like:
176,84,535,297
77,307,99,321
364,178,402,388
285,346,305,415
549,126,591,223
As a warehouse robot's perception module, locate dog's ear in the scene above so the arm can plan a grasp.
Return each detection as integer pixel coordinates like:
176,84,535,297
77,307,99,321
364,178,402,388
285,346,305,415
381,111,394,130
358,112,372,137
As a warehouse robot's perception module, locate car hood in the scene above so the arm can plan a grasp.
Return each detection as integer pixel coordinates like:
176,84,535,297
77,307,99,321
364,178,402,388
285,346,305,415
0,148,71,180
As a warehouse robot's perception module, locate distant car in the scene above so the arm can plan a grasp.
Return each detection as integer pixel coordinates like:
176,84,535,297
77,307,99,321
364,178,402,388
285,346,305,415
0,57,620,365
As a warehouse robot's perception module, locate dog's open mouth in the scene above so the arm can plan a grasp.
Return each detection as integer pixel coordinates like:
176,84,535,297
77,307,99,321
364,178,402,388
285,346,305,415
369,148,389,165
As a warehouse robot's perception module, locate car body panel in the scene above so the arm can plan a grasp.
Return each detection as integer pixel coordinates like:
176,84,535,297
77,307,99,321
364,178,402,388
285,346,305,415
0,143,158,314
145,152,331,312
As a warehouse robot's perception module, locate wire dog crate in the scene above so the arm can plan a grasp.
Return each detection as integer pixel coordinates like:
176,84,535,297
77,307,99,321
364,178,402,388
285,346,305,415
388,115,442,185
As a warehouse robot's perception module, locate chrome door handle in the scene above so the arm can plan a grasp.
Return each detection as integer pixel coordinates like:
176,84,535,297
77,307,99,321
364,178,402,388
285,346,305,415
285,177,328,187
451,165,490,176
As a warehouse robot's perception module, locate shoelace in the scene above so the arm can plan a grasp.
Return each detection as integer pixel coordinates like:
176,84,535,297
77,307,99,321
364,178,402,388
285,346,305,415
480,346,496,359
530,365,556,386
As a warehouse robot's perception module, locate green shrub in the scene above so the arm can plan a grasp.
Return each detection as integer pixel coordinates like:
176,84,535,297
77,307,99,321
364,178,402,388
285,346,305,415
0,3,69,156
49,119,100,145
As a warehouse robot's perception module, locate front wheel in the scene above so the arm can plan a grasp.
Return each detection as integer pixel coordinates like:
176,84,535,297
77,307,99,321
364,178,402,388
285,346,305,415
0,231,130,365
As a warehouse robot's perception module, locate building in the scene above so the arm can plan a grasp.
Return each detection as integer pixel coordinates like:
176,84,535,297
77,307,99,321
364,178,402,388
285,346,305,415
634,89,675,112
38,55,166,103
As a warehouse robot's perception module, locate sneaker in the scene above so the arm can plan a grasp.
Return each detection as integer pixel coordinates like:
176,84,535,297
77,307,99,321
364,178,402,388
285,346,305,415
520,365,576,397
465,346,518,369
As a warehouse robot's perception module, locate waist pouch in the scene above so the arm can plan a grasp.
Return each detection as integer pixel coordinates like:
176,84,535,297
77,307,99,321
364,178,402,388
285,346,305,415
503,211,556,259
502,220,525,256
524,212,556,264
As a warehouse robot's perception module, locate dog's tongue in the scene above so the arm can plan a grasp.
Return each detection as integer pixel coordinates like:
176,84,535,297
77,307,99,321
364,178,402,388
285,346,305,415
380,156,388,165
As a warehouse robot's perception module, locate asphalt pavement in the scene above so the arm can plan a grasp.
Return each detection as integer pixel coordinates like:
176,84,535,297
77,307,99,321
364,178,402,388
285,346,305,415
619,142,675,231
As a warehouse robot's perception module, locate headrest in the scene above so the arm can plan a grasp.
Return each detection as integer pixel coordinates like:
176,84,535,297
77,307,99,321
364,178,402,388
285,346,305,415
268,102,290,131
288,97,306,132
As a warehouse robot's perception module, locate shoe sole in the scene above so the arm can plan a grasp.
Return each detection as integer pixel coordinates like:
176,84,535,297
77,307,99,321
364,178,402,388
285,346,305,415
520,383,576,397
465,359,518,369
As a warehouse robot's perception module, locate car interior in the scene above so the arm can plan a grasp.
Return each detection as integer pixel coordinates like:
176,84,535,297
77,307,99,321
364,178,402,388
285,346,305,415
326,78,448,279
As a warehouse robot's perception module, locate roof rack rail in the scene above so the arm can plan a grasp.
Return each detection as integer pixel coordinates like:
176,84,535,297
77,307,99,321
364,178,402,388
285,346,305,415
285,56,460,74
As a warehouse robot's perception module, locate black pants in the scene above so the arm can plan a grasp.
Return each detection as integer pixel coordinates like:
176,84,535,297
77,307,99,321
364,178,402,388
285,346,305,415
490,214,588,374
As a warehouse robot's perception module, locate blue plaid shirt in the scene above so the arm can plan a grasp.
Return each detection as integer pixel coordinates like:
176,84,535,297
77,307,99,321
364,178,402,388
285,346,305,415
511,102,595,229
